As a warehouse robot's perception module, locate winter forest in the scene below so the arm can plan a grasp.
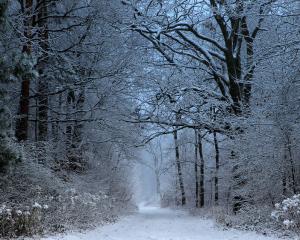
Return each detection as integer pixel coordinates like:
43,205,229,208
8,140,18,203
0,0,299,239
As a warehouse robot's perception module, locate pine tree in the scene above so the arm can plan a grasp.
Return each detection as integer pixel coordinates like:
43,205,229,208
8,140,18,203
0,0,16,171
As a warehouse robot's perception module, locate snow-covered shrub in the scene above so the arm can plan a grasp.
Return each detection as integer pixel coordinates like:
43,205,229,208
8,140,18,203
271,194,300,230
0,202,48,238
215,204,277,233
0,138,135,238
48,189,117,230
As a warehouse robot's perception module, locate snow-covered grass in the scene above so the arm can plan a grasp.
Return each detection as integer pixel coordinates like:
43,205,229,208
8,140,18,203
0,202,46,237
41,206,293,240
272,194,300,230
188,204,296,238
0,142,134,238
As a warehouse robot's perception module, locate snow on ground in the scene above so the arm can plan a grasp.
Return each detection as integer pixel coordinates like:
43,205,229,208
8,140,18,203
43,206,287,240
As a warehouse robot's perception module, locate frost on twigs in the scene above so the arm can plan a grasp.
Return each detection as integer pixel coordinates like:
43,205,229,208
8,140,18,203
0,203,46,238
272,194,300,230
0,136,134,238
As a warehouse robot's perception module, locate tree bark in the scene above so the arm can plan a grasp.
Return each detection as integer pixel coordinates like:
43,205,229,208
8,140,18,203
36,0,49,142
66,90,75,163
194,129,199,208
198,131,205,207
286,134,296,194
173,129,186,206
15,0,33,141
52,92,62,143
213,131,220,205
231,151,246,213
282,171,287,196
72,88,85,163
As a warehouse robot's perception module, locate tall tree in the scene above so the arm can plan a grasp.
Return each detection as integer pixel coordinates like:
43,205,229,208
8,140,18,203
122,0,274,112
36,0,49,142
15,0,34,141
198,130,205,207
174,127,186,206
194,129,200,207
213,131,220,205
0,0,16,170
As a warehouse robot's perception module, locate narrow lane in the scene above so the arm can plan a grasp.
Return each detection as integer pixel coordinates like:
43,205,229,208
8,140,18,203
44,206,281,240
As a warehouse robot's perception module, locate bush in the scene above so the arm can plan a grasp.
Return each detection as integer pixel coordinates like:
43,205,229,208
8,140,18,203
47,189,118,230
215,204,278,234
0,189,120,238
0,140,135,238
271,194,300,230
0,202,48,238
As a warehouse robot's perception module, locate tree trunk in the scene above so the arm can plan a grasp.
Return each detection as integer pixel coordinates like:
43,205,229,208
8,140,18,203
36,0,49,142
155,168,162,201
52,93,62,143
37,81,48,141
194,129,199,208
157,140,164,201
287,135,296,194
213,131,220,205
231,150,246,213
51,92,62,166
173,129,186,206
282,133,296,195
198,131,205,207
66,90,75,159
72,88,85,164
15,0,33,141
282,171,287,196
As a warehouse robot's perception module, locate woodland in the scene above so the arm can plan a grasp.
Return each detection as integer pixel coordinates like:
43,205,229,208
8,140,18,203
0,0,299,238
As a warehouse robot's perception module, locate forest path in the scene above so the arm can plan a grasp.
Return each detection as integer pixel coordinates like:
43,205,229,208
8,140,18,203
44,206,281,240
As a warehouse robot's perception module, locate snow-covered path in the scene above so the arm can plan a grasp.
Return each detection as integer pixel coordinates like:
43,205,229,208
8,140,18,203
45,206,282,240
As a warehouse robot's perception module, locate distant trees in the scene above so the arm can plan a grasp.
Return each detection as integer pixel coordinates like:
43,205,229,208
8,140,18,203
122,0,300,212
145,138,166,202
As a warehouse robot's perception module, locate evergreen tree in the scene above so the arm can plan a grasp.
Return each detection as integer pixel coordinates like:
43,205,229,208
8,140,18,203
0,0,16,171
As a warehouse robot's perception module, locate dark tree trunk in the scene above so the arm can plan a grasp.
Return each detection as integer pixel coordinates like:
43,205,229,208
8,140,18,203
66,90,75,163
15,0,33,141
37,80,48,141
36,0,49,142
15,79,30,141
65,89,86,171
282,172,287,196
231,151,246,213
194,129,199,207
72,88,85,163
198,131,205,207
52,93,62,143
287,136,296,194
241,17,255,107
213,131,220,205
173,129,186,206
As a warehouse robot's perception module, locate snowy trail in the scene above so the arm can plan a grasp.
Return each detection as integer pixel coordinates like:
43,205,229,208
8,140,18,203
44,206,282,240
